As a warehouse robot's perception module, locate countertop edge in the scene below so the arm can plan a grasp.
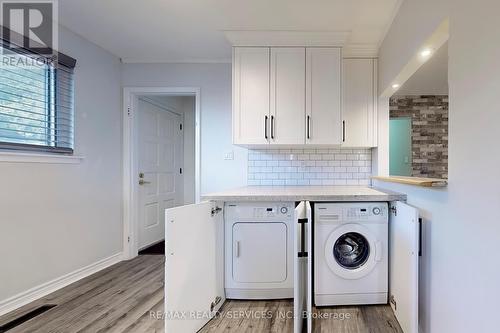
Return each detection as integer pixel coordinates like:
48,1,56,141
202,188,406,202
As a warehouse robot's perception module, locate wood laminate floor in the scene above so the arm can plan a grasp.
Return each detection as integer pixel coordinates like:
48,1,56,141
0,255,402,333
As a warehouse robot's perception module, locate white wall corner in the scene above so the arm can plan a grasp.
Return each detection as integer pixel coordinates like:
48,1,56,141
374,97,390,176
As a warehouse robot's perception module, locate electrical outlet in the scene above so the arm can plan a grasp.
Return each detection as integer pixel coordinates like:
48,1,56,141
224,151,234,160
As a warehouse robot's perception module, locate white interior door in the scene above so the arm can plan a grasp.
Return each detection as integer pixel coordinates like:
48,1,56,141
232,222,288,283
165,202,224,333
305,48,342,145
389,201,419,333
294,202,306,333
270,47,306,145
137,98,183,249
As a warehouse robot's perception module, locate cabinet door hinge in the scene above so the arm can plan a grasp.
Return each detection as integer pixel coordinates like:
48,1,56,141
211,206,222,216
127,236,130,243
180,123,183,130
127,106,131,116
179,168,183,174
210,296,222,312
390,206,397,216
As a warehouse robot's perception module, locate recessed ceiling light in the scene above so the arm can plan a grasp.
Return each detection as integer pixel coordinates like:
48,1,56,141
392,84,400,89
420,48,432,58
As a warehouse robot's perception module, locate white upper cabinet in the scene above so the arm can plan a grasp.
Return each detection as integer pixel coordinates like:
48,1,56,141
232,47,376,147
342,58,378,147
232,47,270,145
270,48,306,145
306,48,342,145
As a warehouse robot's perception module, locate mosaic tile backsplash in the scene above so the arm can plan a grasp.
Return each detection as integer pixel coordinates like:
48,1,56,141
247,148,372,186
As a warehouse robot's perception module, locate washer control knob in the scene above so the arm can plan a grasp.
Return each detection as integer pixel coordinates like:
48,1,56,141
372,207,381,215
280,207,288,214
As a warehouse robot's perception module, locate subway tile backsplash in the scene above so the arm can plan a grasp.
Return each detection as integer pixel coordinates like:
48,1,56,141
247,148,372,186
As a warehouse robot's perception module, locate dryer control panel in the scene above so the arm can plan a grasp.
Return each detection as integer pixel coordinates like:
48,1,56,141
225,202,294,221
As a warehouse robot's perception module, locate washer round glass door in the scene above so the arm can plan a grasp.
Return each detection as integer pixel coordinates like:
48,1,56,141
324,224,379,280
333,232,370,269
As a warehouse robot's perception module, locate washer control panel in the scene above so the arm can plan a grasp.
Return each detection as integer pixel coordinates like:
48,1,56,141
316,203,388,224
345,204,387,220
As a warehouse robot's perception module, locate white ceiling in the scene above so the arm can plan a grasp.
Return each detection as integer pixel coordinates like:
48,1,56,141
395,42,449,96
58,0,402,63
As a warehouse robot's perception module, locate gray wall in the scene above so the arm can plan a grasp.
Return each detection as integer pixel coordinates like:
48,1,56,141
0,26,123,302
376,0,500,332
121,63,248,195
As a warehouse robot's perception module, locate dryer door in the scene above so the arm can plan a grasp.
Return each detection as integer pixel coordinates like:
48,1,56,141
324,224,381,280
232,222,288,283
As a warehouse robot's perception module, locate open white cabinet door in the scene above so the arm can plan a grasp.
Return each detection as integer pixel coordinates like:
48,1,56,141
306,201,313,333
389,201,420,333
165,202,225,333
294,202,307,333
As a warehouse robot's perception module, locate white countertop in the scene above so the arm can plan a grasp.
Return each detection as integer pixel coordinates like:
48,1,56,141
202,186,406,202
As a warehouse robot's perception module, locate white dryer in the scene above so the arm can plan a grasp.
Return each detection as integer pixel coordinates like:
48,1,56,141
225,202,294,300
314,202,388,306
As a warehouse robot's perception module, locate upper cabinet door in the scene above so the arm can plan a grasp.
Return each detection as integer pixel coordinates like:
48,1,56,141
233,47,270,145
270,47,306,145
343,58,378,147
306,48,342,145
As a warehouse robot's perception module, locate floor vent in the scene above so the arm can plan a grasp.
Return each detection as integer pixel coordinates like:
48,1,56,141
0,305,57,332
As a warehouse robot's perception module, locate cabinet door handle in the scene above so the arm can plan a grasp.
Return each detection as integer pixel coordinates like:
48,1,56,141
264,116,268,140
234,241,240,258
307,115,311,139
271,115,275,139
342,120,346,142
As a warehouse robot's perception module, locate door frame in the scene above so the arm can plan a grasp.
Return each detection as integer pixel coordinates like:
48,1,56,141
122,87,201,259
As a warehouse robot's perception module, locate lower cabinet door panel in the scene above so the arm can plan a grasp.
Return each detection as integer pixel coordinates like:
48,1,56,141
389,201,420,333
294,202,307,333
165,202,224,333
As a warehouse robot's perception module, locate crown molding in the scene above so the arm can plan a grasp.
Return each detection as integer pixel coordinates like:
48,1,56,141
343,43,379,58
223,30,351,47
120,57,232,64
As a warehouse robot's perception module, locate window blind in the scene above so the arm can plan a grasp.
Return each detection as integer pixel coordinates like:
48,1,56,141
0,43,76,154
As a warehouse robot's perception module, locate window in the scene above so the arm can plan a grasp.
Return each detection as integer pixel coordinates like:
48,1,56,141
0,43,76,154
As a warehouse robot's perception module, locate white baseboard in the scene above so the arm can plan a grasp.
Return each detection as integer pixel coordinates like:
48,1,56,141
0,252,123,317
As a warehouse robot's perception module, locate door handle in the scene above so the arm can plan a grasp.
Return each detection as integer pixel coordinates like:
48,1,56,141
271,116,275,139
234,241,240,258
307,115,311,139
342,120,346,142
139,179,151,185
264,116,268,140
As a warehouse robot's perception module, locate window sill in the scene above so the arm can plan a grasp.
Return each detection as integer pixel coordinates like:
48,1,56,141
0,151,84,164
372,176,448,188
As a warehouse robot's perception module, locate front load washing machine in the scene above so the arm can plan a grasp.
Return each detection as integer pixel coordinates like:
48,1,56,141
314,202,388,306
